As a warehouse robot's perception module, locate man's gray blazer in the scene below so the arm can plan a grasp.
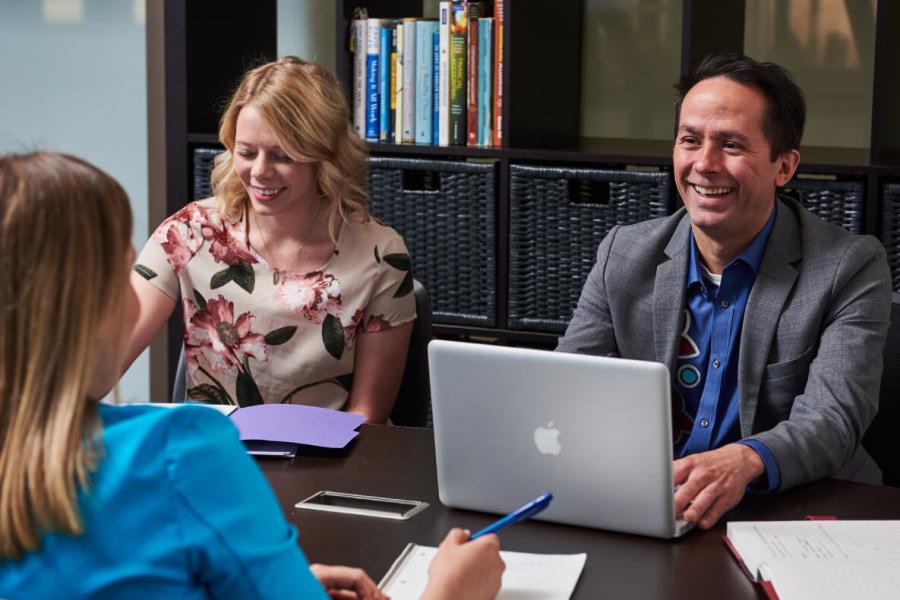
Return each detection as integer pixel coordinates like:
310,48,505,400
557,196,892,490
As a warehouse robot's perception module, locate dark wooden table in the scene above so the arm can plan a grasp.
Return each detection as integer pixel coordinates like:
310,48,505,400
258,424,900,599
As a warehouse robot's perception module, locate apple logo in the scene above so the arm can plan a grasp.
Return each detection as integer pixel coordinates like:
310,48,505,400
533,421,562,455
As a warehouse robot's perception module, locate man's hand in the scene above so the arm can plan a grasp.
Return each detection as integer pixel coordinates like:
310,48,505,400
309,563,387,600
673,444,765,529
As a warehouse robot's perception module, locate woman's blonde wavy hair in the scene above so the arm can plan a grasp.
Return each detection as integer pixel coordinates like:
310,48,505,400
211,56,370,232
0,152,133,559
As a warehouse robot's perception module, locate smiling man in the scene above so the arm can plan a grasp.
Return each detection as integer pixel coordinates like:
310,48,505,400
557,53,892,529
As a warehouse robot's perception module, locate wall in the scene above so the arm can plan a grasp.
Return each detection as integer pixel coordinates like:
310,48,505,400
745,0,876,149
0,0,149,402
277,0,336,71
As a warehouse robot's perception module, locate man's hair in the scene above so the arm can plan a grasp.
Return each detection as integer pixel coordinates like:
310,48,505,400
674,53,806,161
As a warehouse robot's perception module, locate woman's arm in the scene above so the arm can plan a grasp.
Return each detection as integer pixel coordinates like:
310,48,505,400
123,271,178,374
344,321,414,423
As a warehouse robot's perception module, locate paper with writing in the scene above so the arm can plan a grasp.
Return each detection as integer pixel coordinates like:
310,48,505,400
726,520,900,581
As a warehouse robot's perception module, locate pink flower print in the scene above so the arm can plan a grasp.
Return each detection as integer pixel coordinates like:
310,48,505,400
168,202,212,228
156,204,209,275
188,295,268,374
201,213,256,266
274,271,343,323
363,315,393,333
343,308,365,348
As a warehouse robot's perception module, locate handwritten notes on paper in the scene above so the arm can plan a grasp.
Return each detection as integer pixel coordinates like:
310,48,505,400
726,521,900,600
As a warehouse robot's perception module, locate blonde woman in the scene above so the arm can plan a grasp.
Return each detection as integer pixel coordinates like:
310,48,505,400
127,57,413,420
0,152,504,598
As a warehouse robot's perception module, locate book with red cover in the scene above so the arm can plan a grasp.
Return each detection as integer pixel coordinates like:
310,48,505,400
492,0,504,147
723,533,779,600
724,519,900,600
466,2,485,146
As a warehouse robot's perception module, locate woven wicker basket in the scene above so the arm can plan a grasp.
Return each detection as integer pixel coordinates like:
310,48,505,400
509,164,671,333
881,183,900,291
367,156,497,327
192,147,223,200
780,178,864,234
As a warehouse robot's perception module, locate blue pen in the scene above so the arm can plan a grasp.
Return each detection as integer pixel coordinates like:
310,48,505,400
469,492,553,541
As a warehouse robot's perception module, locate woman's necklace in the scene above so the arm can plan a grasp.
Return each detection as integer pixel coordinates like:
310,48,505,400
252,211,305,281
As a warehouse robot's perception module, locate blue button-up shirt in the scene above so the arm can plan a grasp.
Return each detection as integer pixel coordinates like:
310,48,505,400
672,206,781,491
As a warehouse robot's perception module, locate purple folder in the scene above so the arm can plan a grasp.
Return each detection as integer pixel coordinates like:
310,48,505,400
230,404,366,449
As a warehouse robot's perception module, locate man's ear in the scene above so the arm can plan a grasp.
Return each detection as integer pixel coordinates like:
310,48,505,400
774,149,801,187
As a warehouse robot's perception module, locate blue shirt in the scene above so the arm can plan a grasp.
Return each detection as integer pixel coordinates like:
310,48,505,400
672,206,781,491
0,404,328,600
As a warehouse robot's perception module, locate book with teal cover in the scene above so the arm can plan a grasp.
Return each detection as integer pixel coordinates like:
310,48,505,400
478,18,493,146
415,20,437,145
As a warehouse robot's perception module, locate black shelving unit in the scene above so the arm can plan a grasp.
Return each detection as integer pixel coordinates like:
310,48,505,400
150,0,900,380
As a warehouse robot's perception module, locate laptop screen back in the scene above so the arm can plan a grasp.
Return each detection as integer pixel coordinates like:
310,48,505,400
428,340,682,538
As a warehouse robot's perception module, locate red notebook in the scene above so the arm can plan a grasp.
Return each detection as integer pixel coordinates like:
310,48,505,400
724,520,900,600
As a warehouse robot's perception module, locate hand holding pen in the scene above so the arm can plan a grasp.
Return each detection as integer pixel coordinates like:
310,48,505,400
424,529,505,600
421,493,552,600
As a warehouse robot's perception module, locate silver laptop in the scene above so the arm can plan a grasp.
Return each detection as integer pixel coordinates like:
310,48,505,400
428,340,693,539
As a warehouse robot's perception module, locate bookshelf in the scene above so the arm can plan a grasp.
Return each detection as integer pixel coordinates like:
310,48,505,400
149,0,900,383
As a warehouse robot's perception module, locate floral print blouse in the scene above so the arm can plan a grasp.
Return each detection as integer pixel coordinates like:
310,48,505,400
135,199,416,410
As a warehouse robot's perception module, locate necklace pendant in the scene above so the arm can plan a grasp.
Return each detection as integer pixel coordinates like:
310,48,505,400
273,270,280,285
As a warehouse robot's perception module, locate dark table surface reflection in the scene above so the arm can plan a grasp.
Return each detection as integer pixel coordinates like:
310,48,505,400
258,425,900,600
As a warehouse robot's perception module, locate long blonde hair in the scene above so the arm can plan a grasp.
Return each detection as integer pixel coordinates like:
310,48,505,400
211,56,370,231
0,152,133,559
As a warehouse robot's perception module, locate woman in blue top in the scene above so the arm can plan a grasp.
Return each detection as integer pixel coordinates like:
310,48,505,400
0,152,504,599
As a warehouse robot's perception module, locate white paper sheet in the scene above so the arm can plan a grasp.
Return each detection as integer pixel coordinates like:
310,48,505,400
380,543,586,600
761,558,900,600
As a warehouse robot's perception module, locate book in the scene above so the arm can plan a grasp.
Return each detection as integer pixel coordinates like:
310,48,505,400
725,520,900,600
432,28,440,145
390,25,398,141
378,22,393,142
438,2,451,146
379,543,587,599
415,20,437,145
365,18,384,142
477,17,493,146
448,1,468,146
401,18,417,143
492,0,504,147
351,18,367,138
466,3,485,146
394,21,404,144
